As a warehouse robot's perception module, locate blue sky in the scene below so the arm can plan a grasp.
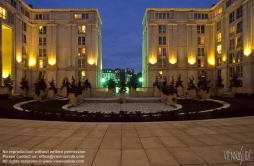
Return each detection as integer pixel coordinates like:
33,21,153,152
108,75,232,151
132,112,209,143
24,0,219,73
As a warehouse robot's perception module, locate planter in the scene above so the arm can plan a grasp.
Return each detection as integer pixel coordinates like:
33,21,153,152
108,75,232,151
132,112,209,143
83,88,91,98
153,86,160,97
107,88,115,98
167,93,177,105
188,88,197,99
20,88,28,97
77,94,83,103
161,92,168,102
0,86,9,95
47,89,55,99
130,87,137,97
216,87,224,96
61,86,68,97
34,90,45,102
68,93,77,105
198,89,210,101
231,87,243,95
177,86,183,96
119,92,126,103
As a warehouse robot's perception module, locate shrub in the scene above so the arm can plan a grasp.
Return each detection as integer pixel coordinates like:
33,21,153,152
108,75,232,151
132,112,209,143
34,76,47,96
48,78,58,94
61,77,70,91
175,74,183,88
20,76,29,90
83,79,91,90
118,81,126,93
108,78,116,89
187,76,197,90
197,71,211,93
3,74,14,91
230,73,242,88
216,75,224,88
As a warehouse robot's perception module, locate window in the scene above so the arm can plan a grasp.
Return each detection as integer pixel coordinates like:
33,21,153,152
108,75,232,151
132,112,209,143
217,57,222,66
74,13,89,19
158,47,166,56
197,25,205,34
20,7,29,18
217,69,221,76
22,34,27,44
236,51,243,62
229,39,235,50
197,58,205,67
197,48,205,56
0,7,6,19
197,36,205,45
78,59,85,68
39,26,46,34
10,0,16,8
77,48,86,56
39,60,46,68
22,22,27,31
237,36,242,48
39,49,47,57
39,71,46,79
78,25,86,34
236,66,242,77
215,7,222,16
78,37,85,45
226,0,232,8
217,21,221,31
39,37,46,46
229,25,235,36
35,14,49,20
236,21,242,33
7,12,14,24
236,6,242,19
194,13,208,19
217,45,222,54
78,71,86,79
155,13,169,19
22,58,26,67
22,46,27,55
229,53,235,63
229,67,235,77
159,59,166,68
158,25,166,33
217,33,222,42
158,36,166,45
229,12,234,24
25,11,29,18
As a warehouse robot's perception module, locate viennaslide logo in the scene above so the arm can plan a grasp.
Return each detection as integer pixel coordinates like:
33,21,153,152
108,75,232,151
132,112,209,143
224,146,252,165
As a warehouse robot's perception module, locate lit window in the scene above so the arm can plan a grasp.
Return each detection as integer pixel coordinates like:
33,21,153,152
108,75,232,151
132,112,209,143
236,51,243,62
74,13,89,19
197,36,205,45
236,21,242,34
217,45,222,54
229,53,235,63
78,37,85,45
35,14,49,20
155,13,169,19
22,22,27,31
217,21,221,31
159,59,166,68
22,46,27,55
39,26,46,34
215,7,222,16
78,59,85,68
78,71,86,79
77,48,86,56
229,26,235,36
0,7,6,19
217,33,222,42
39,60,46,68
78,25,86,34
197,58,205,67
197,48,205,56
158,25,166,33
39,71,46,79
158,36,166,45
197,25,205,34
158,47,166,56
22,34,27,44
236,6,242,19
229,12,234,24
39,49,47,57
39,37,46,46
229,39,235,50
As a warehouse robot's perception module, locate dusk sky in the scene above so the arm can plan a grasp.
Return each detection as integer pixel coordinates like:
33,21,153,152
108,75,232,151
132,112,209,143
24,0,219,73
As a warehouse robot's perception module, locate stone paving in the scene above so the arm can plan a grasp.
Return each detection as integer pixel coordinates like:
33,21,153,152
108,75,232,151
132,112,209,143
68,103,176,113
0,117,254,166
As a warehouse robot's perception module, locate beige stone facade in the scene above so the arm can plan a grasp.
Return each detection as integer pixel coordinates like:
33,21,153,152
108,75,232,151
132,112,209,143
0,0,102,93
142,0,254,93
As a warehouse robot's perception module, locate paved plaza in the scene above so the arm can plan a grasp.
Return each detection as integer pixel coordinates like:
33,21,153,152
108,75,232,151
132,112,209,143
0,117,254,166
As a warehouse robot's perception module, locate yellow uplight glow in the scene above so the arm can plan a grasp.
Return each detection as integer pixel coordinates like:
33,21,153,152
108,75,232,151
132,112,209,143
159,71,162,75
48,58,56,65
188,58,196,65
169,57,177,64
16,55,22,63
208,58,215,65
222,55,227,61
29,58,36,66
244,47,251,56
82,71,86,77
88,58,95,65
2,71,9,78
149,57,157,64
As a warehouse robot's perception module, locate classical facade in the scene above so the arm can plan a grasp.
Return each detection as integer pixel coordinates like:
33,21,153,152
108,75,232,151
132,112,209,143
0,0,102,93
142,0,254,93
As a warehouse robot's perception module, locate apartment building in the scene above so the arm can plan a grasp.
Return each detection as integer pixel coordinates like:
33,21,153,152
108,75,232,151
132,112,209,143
0,0,102,93
142,0,254,93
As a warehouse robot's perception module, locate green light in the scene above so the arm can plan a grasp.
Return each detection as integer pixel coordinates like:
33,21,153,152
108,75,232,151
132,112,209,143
102,78,106,83
139,78,143,82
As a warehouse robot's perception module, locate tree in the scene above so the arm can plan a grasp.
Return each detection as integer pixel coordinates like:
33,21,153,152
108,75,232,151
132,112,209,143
83,79,91,90
128,74,138,89
108,78,116,89
118,80,126,93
